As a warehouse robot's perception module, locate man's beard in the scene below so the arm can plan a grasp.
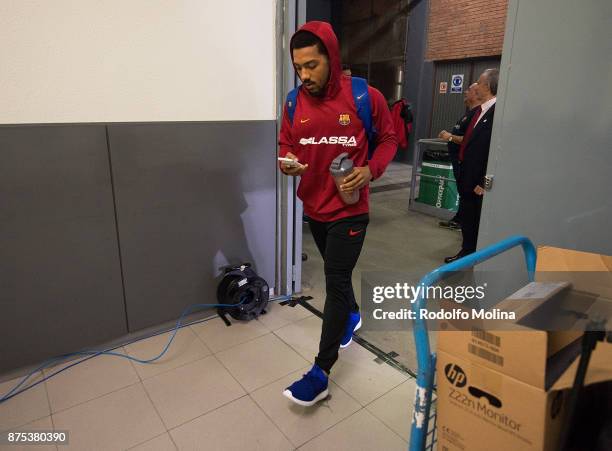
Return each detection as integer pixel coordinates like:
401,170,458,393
306,84,324,97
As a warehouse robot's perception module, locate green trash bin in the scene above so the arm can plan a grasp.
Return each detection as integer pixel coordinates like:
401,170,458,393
417,160,459,212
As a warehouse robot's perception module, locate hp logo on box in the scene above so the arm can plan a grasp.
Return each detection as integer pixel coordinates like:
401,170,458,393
444,363,467,387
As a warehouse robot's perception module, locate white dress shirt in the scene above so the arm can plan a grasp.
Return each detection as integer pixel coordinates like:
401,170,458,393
475,96,496,126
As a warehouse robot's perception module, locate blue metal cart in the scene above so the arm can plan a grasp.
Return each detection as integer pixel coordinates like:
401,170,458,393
408,235,537,451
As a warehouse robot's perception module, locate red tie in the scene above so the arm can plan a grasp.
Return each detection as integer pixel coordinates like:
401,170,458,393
459,106,482,161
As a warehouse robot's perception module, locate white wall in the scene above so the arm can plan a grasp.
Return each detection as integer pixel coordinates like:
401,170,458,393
0,0,276,123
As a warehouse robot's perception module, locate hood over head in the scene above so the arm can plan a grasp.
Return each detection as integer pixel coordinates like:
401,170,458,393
290,21,342,99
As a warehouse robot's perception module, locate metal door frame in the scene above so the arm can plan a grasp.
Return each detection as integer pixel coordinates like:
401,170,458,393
276,0,306,296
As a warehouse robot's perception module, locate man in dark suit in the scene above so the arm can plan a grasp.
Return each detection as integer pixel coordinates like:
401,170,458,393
438,82,482,230
445,69,499,263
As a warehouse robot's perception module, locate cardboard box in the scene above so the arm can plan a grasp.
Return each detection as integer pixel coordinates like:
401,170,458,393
536,245,612,299
436,246,612,450
536,246,612,272
438,281,585,390
438,246,612,389
436,343,612,451
437,325,580,390
501,283,612,342
436,349,564,451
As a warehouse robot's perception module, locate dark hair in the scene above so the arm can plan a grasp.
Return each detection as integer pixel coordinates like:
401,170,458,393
341,63,351,71
483,68,499,95
290,30,328,57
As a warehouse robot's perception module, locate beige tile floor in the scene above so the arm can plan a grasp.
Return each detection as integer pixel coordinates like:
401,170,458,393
0,299,417,451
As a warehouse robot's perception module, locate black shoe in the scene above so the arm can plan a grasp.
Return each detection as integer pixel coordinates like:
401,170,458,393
439,220,461,230
444,250,472,264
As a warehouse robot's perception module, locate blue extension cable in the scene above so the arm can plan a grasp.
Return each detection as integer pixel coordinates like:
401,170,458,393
0,296,292,404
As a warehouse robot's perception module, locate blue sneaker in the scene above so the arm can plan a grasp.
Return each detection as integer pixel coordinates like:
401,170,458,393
340,311,362,348
282,364,329,406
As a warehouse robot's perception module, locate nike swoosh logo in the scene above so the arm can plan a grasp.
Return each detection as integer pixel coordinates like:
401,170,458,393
348,229,363,237
356,93,366,100
300,118,310,123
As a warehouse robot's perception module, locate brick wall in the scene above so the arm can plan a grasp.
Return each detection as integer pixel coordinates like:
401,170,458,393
426,0,508,61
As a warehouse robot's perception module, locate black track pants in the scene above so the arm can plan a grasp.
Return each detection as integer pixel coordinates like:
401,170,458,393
308,213,369,373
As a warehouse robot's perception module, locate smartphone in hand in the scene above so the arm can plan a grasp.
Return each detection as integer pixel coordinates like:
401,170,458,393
278,157,304,169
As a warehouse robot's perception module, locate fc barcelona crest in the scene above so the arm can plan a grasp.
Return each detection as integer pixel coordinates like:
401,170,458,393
338,113,351,126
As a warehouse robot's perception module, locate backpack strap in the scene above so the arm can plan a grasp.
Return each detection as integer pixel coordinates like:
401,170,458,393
351,77,377,158
285,86,300,124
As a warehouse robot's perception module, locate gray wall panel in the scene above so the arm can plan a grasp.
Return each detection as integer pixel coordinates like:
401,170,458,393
479,0,612,271
108,121,276,331
0,125,127,373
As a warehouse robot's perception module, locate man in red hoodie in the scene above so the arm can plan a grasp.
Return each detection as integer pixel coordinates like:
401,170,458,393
278,22,398,406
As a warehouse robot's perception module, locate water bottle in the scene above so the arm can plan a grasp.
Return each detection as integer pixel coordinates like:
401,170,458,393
329,152,359,205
